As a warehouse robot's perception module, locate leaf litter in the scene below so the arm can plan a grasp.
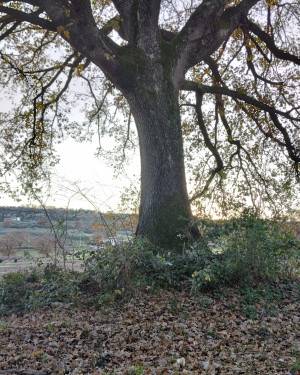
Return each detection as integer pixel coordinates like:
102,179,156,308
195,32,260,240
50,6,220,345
0,285,299,375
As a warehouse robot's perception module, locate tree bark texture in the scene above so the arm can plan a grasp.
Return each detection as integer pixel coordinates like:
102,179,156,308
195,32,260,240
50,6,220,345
122,51,195,250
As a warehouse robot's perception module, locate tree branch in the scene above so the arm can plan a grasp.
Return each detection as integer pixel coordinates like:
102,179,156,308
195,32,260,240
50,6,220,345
243,18,300,65
111,0,133,42
189,92,224,202
114,0,162,54
174,0,259,78
244,42,283,86
135,0,161,54
0,20,21,41
181,80,299,123
0,6,56,31
39,0,136,91
182,79,299,178
205,56,295,152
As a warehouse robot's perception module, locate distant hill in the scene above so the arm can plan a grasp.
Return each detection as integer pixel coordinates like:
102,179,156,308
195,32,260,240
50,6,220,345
0,206,137,254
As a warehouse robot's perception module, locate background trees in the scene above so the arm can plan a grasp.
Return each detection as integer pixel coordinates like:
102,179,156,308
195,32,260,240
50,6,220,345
0,232,19,258
13,230,30,248
0,1,299,249
33,234,55,257
0,230,29,258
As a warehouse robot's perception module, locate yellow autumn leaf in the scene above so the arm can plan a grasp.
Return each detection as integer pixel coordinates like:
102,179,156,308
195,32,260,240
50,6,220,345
64,30,70,39
57,25,64,34
32,349,42,357
64,8,71,17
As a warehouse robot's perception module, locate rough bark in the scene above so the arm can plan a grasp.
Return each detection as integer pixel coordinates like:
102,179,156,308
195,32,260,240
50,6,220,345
127,74,193,250
111,37,199,250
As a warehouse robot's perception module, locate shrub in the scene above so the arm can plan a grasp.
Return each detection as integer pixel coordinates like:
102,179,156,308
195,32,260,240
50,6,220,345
81,238,165,301
29,264,80,309
0,272,32,314
80,212,299,302
191,210,300,292
80,237,214,303
0,265,81,315
0,211,298,313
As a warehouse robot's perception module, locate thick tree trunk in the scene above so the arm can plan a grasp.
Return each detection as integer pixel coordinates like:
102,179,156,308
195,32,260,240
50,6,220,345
125,68,196,251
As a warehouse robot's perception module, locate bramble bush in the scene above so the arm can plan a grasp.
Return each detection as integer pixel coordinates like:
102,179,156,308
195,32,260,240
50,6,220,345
79,237,214,304
0,210,299,313
0,265,80,315
81,210,299,301
0,272,32,313
191,210,300,292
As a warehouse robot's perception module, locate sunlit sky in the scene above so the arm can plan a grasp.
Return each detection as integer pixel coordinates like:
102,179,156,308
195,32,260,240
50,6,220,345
0,137,140,212
0,75,140,212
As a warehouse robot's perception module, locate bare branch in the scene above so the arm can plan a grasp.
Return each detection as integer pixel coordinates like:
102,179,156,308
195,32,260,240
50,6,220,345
189,92,224,202
0,5,56,31
0,20,21,41
181,79,299,178
181,80,299,123
244,42,283,86
243,18,300,65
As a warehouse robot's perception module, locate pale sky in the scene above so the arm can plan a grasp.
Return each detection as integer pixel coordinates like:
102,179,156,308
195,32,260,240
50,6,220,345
51,138,140,211
0,137,140,212
0,76,140,212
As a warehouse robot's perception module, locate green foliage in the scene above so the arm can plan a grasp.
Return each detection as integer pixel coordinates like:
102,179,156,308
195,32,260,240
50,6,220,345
235,284,287,319
82,212,299,303
80,236,215,305
0,272,32,313
190,210,300,292
31,264,80,308
0,212,298,314
291,346,300,372
0,265,80,315
82,239,166,302
292,360,300,372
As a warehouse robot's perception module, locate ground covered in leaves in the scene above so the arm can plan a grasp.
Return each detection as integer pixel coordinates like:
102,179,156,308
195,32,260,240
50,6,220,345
0,284,299,375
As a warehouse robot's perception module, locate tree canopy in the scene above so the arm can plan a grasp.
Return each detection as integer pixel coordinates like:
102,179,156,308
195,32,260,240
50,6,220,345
0,0,299,248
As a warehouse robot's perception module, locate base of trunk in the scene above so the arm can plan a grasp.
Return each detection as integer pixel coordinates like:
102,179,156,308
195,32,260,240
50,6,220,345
136,193,200,252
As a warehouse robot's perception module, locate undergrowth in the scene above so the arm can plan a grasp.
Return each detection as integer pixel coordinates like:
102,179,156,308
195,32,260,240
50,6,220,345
0,210,299,315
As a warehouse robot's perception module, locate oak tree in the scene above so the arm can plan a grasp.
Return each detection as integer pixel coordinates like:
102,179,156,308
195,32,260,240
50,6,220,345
0,0,299,250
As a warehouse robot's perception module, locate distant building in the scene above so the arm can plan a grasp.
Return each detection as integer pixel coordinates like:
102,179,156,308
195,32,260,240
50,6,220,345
3,217,21,222
11,217,21,222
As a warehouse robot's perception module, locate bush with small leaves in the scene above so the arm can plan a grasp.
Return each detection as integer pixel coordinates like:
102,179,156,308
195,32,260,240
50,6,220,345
0,265,81,314
0,210,298,313
0,272,32,314
81,237,214,303
190,210,300,293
